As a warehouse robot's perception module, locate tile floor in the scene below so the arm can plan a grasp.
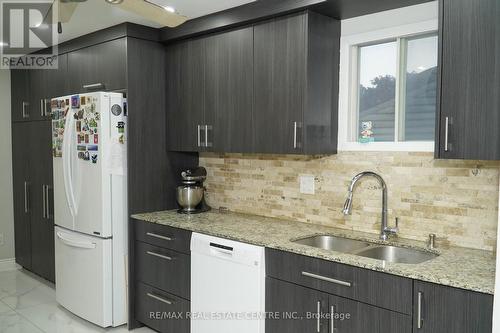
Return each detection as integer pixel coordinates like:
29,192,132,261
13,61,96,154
0,268,154,333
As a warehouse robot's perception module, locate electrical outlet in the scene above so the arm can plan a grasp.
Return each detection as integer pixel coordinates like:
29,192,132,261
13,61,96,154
300,175,315,195
0,233,4,246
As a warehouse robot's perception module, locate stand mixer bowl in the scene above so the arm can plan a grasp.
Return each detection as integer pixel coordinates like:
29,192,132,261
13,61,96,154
176,185,204,211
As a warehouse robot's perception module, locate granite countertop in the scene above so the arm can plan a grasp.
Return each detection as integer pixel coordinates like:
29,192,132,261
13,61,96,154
131,209,496,295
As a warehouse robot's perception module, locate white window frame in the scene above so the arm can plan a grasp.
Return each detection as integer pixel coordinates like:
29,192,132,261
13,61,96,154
338,20,438,152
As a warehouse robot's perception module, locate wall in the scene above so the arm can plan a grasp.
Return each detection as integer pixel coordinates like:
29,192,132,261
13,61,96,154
0,70,15,260
200,152,499,251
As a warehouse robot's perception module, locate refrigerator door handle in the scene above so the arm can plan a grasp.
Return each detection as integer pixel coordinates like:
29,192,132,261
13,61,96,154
56,232,96,249
63,111,77,217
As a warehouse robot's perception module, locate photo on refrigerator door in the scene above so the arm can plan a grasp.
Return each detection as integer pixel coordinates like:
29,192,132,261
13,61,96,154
52,98,70,158
74,96,100,164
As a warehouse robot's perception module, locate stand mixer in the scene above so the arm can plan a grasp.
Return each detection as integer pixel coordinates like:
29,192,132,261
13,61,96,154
176,167,210,214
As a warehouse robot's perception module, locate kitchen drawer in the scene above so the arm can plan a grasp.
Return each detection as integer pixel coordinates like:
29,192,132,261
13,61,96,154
135,219,191,254
266,277,412,333
266,248,412,314
135,241,190,299
135,281,190,333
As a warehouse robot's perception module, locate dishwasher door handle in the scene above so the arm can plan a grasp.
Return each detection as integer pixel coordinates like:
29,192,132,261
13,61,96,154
209,242,234,256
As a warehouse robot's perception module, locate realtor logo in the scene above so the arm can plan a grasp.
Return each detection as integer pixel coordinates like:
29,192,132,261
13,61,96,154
0,0,58,69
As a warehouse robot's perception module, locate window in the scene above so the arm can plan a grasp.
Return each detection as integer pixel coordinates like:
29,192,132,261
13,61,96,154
353,33,438,144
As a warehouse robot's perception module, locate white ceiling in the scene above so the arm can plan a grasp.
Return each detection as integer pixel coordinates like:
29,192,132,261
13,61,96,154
57,0,256,43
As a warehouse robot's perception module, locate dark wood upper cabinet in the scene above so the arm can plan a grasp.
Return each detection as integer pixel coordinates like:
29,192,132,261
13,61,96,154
67,38,127,93
166,27,254,152
165,38,205,153
11,70,30,122
166,39,204,151
253,11,339,154
47,53,69,97
413,281,493,333
11,54,68,123
436,0,500,160
166,11,339,154
205,27,254,153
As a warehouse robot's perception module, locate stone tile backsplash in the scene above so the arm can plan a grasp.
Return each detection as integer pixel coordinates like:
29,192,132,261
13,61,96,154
199,152,500,251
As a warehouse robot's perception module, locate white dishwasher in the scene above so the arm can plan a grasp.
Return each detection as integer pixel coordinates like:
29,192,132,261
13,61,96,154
191,232,265,333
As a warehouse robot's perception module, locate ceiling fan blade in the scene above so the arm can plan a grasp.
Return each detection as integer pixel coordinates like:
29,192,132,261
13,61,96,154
57,0,79,23
114,0,188,28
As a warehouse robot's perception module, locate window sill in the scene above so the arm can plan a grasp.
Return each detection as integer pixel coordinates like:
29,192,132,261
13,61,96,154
339,141,434,152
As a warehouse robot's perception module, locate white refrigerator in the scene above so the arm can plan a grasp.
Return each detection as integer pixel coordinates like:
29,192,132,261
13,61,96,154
51,92,128,328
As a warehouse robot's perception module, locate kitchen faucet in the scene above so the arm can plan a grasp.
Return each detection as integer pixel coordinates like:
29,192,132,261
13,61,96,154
342,171,398,241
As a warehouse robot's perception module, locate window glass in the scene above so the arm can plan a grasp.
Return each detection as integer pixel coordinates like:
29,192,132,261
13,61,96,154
403,35,438,141
358,41,397,142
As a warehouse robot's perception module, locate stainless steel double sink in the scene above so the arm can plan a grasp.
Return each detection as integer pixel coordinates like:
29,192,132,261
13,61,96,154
293,235,438,264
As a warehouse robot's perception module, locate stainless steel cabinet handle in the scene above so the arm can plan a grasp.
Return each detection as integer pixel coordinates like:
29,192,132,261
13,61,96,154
417,291,423,329
293,121,298,149
83,83,104,90
316,301,321,333
302,271,352,287
44,99,50,117
293,121,302,149
146,251,173,261
22,101,29,119
330,305,335,333
42,185,47,219
45,185,51,219
146,232,172,241
197,125,201,147
24,181,29,213
205,125,213,148
40,99,45,117
146,292,173,305
444,116,450,152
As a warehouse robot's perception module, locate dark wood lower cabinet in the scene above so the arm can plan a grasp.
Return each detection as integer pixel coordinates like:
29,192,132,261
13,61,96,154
266,277,329,333
265,249,491,333
11,122,32,269
331,294,411,333
266,277,411,333
135,241,190,300
11,121,54,282
413,281,493,333
135,282,190,333
29,121,55,282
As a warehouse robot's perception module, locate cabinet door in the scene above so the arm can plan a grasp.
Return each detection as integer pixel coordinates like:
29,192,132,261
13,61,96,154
46,53,68,97
205,27,254,153
28,69,51,121
68,38,127,93
11,70,30,122
438,0,500,159
166,40,205,151
29,121,55,282
254,14,306,154
413,281,493,333
266,277,328,333
11,123,32,269
331,295,411,333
